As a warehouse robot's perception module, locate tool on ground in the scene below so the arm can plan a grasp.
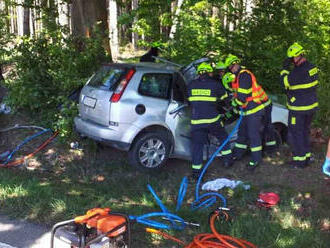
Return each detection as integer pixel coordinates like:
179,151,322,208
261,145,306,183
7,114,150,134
256,192,280,208
161,217,200,227
146,208,257,248
50,208,131,248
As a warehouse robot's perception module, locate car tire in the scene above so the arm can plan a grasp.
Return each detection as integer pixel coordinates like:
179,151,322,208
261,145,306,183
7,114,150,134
273,123,287,146
128,131,171,171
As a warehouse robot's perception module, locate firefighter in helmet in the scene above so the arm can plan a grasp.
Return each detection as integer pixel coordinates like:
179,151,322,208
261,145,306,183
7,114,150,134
187,62,234,179
280,42,319,168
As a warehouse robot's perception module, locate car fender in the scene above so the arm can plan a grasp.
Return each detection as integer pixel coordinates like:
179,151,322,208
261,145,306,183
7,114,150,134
271,103,288,127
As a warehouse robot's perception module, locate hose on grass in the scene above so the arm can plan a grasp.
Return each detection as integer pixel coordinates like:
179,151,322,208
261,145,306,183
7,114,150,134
129,184,186,230
176,176,188,211
192,114,243,211
145,210,257,248
2,129,51,164
0,131,59,168
0,124,47,132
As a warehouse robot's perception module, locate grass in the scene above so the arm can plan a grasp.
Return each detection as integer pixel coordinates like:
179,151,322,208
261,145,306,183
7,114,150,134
1,112,330,247
0,144,330,247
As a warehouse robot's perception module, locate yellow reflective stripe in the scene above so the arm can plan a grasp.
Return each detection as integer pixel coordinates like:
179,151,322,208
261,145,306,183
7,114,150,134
289,80,318,90
237,88,252,94
309,68,318,76
221,149,232,155
280,70,289,76
235,143,247,149
192,164,202,169
263,99,271,107
306,152,311,158
266,141,276,146
251,146,262,152
244,104,265,115
293,156,306,161
290,97,296,103
220,92,228,100
191,114,220,125
287,102,318,111
235,98,244,106
291,117,296,125
191,89,211,96
283,75,290,90
188,96,217,102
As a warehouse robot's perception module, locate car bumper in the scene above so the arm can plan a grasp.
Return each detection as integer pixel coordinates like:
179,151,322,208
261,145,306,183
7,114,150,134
74,117,132,151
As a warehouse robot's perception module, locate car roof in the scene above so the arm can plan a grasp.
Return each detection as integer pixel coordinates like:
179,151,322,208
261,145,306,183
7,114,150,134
102,62,180,73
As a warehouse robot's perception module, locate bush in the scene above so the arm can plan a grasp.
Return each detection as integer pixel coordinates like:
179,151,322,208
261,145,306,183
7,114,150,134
6,26,108,139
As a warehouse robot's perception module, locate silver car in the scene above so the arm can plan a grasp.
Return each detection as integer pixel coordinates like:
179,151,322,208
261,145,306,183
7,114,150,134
74,61,288,170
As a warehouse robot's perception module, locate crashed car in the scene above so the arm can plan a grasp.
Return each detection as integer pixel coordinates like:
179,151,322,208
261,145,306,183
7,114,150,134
74,59,288,170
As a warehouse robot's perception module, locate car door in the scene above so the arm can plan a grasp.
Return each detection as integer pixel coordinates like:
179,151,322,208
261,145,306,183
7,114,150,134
165,73,191,159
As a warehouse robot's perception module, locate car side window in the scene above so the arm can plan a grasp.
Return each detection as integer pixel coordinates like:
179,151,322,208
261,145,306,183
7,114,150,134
138,73,171,99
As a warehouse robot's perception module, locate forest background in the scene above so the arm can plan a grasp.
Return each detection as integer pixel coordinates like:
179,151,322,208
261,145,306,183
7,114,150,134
0,0,329,138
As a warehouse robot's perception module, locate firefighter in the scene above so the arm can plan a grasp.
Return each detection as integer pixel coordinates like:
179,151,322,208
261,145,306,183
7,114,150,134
280,42,319,168
187,62,234,179
225,54,269,171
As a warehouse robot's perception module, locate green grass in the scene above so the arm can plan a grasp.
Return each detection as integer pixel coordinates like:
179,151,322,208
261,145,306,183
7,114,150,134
0,152,329,248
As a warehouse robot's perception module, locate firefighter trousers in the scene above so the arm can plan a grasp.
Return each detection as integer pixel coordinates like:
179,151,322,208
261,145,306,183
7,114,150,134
191,120,232,170
233,110,265,164
288,111,314,167
263,104,277,151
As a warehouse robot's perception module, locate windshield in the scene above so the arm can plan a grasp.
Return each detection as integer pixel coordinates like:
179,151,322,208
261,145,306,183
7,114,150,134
88,66,127,90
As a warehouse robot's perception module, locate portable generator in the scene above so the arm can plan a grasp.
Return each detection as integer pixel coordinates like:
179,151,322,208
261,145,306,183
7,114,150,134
50,208,131,248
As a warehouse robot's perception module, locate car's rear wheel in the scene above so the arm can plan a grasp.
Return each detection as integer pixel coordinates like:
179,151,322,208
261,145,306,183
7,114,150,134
128,132,171,170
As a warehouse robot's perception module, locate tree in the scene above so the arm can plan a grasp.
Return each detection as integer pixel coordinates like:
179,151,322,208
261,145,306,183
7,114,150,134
169,0,184,39
108,0,119,61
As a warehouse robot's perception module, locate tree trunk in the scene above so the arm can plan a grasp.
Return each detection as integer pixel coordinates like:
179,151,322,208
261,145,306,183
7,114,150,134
23,0,30,35
131,0,138,49
169,0,184,39
17,0,24,35
58,0,70,28
108,0,119,62
71,0,107,37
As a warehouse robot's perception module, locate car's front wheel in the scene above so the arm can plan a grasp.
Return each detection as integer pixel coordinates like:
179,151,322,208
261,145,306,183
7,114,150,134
128,131,171,171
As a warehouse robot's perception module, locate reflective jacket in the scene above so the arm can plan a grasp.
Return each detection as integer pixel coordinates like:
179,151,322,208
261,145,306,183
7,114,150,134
232,69,269,115
187,74,227,128
280,60,319,114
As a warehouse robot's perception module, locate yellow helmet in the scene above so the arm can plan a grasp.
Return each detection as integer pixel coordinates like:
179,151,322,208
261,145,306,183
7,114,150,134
196,62,213,74
222,72,235,90
287,42,305,58
225,54,240,67
215,61,227,70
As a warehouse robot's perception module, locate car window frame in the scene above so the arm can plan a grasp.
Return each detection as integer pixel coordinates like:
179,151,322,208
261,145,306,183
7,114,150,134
138,72,172,100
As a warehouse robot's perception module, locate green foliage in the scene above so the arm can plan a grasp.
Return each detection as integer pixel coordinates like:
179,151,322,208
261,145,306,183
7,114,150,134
165,0,329,128
0,5,12,63
6,25,108,139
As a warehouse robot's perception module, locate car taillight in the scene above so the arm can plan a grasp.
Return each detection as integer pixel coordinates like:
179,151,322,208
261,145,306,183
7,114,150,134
110,69,135,102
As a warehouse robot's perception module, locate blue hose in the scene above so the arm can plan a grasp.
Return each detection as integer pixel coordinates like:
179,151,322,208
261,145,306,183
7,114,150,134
129,212,185,230
129,184,186,230
192,114,243,210
176,176,188,211
3,129,51,165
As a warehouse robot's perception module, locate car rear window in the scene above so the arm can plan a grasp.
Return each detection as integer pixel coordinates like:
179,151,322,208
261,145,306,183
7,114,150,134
88,66,127,90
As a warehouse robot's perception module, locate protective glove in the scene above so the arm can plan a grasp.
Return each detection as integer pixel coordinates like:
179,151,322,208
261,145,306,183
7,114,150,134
282,58,292,71
225,112,232,119
322,158,330,176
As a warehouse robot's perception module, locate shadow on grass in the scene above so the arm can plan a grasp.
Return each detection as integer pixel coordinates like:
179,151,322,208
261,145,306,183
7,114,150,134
0,142,330,247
